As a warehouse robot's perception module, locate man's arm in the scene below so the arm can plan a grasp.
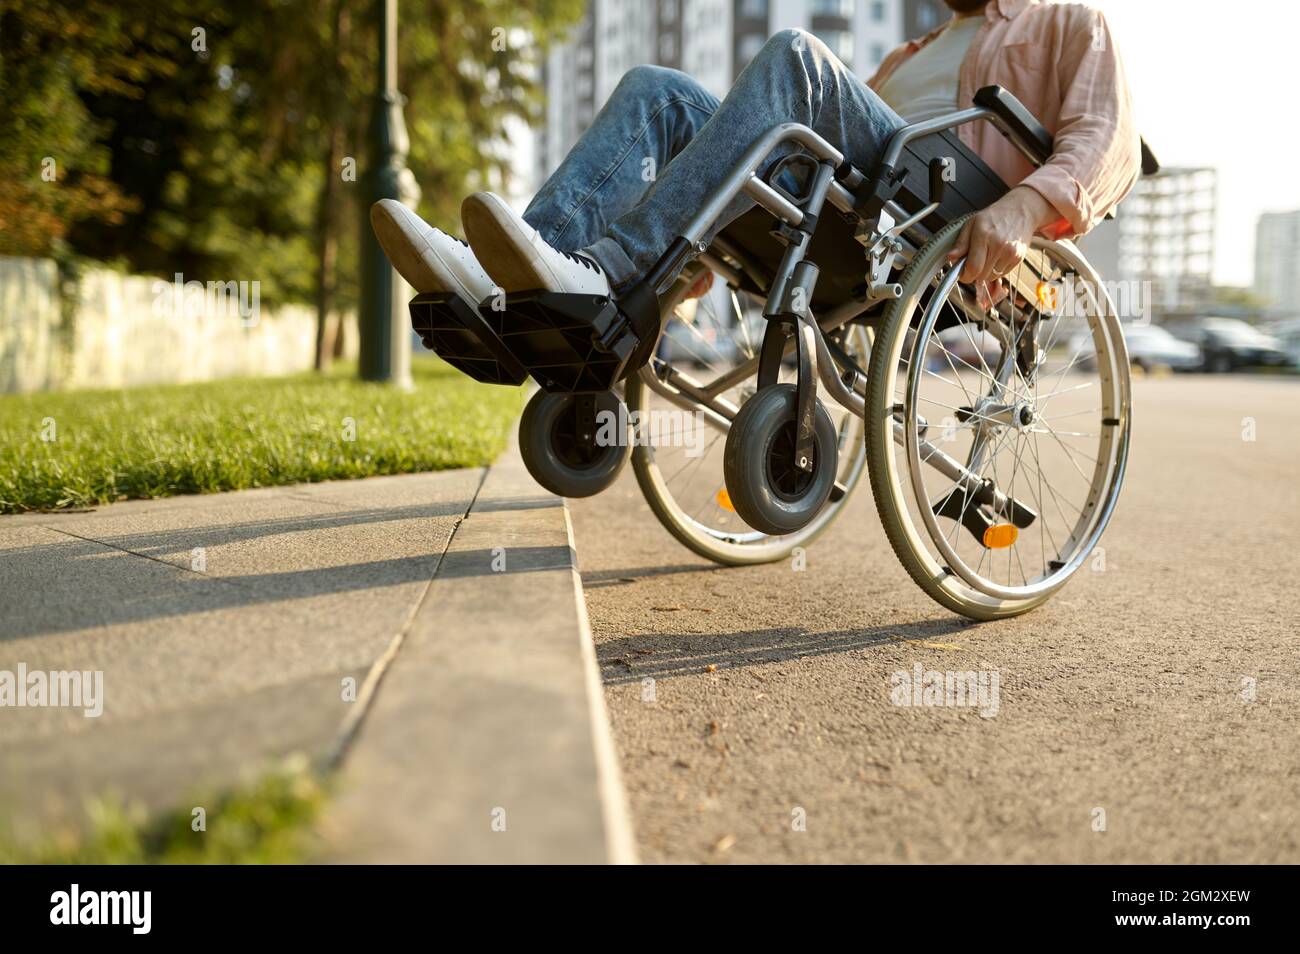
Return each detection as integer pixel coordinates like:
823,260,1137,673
949,5,1142,284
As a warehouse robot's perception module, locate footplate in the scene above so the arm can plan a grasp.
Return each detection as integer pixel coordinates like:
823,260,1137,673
410,287,658,394
496,291,633,393
409,292,528,386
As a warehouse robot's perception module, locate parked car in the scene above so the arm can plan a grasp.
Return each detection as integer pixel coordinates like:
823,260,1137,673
1065,323,1200,372
1262,317,1300,368
1168,317,1291,373
1119,323,1201,372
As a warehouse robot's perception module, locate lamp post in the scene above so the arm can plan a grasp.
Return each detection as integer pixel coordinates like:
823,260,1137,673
358,0,419,385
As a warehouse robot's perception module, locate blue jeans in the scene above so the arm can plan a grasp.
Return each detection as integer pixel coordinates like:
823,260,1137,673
523,29,905,292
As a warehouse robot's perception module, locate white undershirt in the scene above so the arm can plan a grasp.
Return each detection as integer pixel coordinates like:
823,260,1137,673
875,14,984,122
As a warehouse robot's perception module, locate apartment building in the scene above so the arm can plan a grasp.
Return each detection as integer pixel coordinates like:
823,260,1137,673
534,0,938,185
1254,211,1300,315
1079,166,1217,317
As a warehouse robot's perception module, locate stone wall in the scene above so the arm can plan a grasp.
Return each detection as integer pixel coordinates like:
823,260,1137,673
0,256,356,393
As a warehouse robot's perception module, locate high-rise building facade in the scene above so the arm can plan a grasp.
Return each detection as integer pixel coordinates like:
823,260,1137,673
1254,211,1300,315
901,0,948,40
530,1,1220,323
534,0,928,186
1078,167,1217,318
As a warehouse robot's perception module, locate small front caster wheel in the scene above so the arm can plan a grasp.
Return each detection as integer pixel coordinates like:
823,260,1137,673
722,383,839,535
518,390,629,498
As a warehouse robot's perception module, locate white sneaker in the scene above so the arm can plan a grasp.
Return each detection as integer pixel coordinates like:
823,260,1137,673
461,191,612,297
369,199,494,302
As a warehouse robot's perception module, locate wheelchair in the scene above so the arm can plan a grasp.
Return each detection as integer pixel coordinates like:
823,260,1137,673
409,85,1156,621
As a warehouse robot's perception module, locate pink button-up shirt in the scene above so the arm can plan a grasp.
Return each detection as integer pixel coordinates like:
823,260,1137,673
868,0,1141,239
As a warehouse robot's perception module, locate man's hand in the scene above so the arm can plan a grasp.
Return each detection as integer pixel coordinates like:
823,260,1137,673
947,186,1058,286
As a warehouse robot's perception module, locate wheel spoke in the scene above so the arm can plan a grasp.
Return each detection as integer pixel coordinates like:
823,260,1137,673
890,235,1126,604
637,278,871,561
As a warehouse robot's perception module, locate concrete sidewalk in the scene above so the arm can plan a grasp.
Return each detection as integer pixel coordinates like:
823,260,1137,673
322,434,635,863
0,435,633,863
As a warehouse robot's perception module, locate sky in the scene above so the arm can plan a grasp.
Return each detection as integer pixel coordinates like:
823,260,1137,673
1087,0,1300,287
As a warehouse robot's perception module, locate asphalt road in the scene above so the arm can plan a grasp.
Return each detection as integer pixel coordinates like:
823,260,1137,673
570,373,1300,863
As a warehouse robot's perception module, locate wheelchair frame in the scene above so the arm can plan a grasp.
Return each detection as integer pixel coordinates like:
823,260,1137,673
409,85,1145,619
622,85,1067,516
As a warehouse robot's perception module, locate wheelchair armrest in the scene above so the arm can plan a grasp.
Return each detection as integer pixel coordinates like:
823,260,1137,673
973,85,1053,166
1140,138,1160,176
976,84,1161,179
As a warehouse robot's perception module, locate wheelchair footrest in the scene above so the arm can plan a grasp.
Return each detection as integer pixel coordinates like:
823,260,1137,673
410,288,658,393
409,292,529,386
495,290,638,393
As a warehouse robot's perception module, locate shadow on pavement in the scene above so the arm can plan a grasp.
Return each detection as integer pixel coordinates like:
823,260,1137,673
597,618,979,683
0,502,478,641
582,563,730,588
28,501,463,558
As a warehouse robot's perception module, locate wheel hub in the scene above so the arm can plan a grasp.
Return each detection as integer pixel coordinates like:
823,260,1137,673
968,398,1038,430
768,421,815,500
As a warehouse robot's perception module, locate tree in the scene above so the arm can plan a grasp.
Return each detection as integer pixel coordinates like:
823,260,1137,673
0,0,179,258
0,0,585,369
397,0,584,231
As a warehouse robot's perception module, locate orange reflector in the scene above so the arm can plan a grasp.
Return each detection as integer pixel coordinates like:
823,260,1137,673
983,523,1018,549
716,488,735,512
1036,280,1058,312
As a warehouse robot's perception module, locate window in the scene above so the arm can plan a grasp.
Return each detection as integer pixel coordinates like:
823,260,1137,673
814,29,855,63
812,0,854,16
871,0,886,22
739,0,768,17
738,33,766,64
869,42,885,64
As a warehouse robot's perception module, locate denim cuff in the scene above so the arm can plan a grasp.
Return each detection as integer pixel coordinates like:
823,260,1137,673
581,236,640,295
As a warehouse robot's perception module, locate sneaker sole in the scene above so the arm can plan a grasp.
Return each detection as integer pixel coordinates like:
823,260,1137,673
461,193,562,294
370,201,479,301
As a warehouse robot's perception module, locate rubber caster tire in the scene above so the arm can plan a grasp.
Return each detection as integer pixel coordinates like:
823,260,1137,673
518,390,629,498
722,383,838,535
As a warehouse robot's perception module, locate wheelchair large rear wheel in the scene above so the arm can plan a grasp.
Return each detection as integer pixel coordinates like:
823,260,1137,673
864,215,1132,620
625,268,869,566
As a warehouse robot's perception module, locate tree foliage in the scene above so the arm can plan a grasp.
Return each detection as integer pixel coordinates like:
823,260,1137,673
0,0,583,314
